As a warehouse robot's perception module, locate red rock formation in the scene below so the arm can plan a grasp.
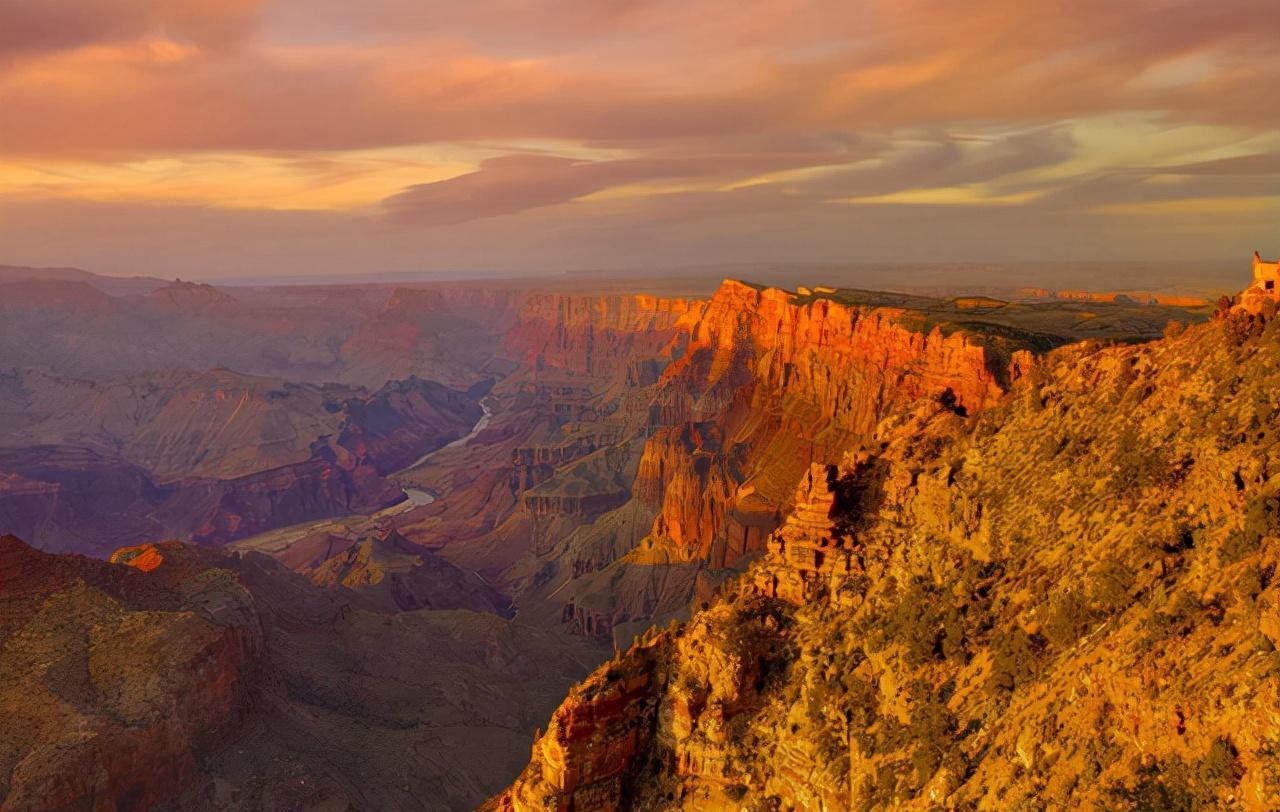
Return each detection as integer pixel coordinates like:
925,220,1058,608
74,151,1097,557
500,293,702,380
634,280,1005,569
490,312,1280,811
488,639,665,812
511,280,1021,643
751,463,859,605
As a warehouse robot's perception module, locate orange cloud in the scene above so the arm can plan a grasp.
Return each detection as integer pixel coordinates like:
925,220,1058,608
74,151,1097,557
0,0,260,61
4,0,1276,157
0,0,1277,276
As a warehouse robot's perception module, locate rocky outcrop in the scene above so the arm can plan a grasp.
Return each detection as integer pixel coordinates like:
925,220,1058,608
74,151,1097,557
486,636,667,812
0,536,261,812
751,463,862,605
1,533,607,812
487,596,795,812
308,529,514,616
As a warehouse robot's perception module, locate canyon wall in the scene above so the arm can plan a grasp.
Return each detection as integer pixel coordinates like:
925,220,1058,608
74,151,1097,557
640,280,1004,564
410,292,705,595
499,293,702,382
516,280,1015,643
340,286,520,388
491,308,1280,811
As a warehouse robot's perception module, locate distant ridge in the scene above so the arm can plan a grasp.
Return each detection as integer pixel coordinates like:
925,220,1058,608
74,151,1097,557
0,264,170,296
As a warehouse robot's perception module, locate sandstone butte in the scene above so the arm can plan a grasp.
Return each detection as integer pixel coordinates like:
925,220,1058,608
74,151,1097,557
487,301,1280,811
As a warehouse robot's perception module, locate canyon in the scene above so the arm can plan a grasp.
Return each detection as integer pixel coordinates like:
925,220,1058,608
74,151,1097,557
1,263,1231,811
0,3,1265,810
0,367,484,556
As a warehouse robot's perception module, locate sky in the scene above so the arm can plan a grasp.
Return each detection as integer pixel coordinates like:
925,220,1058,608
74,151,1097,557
0,0,1277,282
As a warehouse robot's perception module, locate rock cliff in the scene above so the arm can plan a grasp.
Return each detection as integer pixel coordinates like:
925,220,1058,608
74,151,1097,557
490,306,1280,811
519,280,1017,642
499,293,700,382
639,280,1005,565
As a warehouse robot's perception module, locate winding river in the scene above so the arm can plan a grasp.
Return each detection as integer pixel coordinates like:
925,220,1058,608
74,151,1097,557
230,398,493,554
370,398,494,518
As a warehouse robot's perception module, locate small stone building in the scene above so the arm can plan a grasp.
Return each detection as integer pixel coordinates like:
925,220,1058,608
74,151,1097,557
1252,251,1280,296
1240,251,1280,313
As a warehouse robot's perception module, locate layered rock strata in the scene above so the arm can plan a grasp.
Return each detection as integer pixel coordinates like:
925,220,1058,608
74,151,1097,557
492,307,1280,810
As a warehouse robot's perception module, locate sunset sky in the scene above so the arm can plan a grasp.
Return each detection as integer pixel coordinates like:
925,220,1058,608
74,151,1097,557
0,0,1277,280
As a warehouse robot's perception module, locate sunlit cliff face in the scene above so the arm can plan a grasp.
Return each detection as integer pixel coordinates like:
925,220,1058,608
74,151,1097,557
0,0,1277,277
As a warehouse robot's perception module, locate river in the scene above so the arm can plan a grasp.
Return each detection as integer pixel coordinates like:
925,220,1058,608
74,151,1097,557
398,398,493,473
230,397,492,554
